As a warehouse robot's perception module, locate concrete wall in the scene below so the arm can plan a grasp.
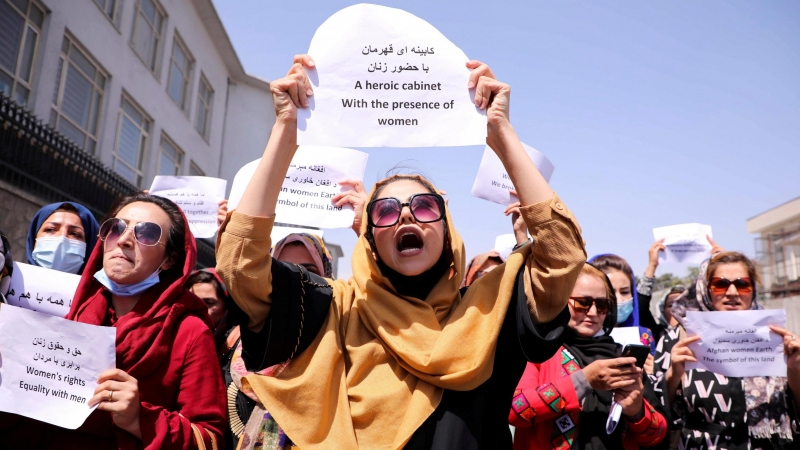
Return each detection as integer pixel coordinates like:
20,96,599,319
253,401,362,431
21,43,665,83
0,181,48,259
28,0,267,189
761,295,800,334
218,81,275,192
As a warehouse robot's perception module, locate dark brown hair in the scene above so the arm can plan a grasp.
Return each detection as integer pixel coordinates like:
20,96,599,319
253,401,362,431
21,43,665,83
185,270,228,304
102,193,186,273
706,251,761,294
590,254,634,291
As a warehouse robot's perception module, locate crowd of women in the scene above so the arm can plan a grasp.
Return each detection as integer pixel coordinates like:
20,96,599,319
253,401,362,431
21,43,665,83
0,55,798,450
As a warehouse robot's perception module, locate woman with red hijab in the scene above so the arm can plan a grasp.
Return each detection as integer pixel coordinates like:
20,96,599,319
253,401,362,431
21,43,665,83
0,193,226,449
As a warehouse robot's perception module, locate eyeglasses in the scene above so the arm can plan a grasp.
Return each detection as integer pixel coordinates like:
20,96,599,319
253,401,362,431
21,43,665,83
367,193,445,228
709,277,753,295
98,218,164,247
569,296,611,314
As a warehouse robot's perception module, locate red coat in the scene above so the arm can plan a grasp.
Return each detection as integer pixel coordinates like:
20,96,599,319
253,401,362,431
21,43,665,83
509,346,666,450
0,207,226,449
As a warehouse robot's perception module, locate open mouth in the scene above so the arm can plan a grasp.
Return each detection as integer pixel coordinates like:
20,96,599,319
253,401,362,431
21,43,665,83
722,300,741,308
396,231,424,254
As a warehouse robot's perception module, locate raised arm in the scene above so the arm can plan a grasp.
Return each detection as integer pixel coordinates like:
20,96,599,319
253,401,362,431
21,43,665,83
215,55,315,331
469,61,585,324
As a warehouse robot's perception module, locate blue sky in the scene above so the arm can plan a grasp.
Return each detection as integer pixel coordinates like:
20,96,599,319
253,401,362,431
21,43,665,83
212,0,800,280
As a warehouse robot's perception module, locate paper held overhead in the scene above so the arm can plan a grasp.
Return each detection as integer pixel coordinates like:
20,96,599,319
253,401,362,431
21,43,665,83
471,143,554,205
4,262,80,317
148,176,227,239
297,3,486,147
0,304,116,429
228,146,368,229
494,234,518,262
652,223,713,265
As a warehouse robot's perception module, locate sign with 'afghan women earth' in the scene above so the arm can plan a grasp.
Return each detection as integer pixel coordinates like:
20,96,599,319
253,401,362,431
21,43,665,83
0,304,116,429
471,143,555,205
4,262,80,317
228,146,369,229
684,309,787,377
297,3,487,147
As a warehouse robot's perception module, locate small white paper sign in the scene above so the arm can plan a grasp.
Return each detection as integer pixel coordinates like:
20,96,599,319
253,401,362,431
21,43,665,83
271,226,324,248
610,327,644,347
684,310,787,377
652,223,713,265
494,234,518,261
297,4,486,147
4,262,80,317
149,176,227,239
228,146,368,229
0,304,116,429
471,143,554,205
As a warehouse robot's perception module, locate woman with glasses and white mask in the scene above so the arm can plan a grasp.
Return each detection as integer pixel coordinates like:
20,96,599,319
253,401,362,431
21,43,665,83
661,252,800,449
0,193,226,449
215,55,585,450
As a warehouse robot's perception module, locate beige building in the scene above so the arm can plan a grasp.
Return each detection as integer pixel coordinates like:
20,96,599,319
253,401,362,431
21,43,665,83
747,196,800,298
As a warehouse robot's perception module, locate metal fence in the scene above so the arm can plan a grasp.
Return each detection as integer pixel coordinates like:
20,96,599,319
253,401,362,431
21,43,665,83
0,93,215,268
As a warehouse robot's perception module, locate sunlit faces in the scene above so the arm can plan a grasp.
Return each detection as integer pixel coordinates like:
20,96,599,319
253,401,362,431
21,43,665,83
278,242,322,276
35,211,86,245
568,273,609,337
605,269,633,302
190,282,226,326
709,262,753,311
371,179,445,276
102,202,173,285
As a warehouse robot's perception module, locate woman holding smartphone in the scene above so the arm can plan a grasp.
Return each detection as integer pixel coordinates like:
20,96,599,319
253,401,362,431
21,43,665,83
510,263,667,450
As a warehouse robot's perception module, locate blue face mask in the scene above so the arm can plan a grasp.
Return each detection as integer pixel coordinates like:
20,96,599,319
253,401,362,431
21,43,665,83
94,266,163,297
32,236,86,274
616,297,634,324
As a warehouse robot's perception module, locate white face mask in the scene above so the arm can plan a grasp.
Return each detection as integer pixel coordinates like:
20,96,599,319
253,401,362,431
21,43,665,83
32,236,87,274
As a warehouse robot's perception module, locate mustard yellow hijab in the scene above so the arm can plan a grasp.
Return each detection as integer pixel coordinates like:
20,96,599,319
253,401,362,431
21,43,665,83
241,175,548,449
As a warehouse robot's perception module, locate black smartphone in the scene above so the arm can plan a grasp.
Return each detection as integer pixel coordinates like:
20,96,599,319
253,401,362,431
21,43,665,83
620,344,650,368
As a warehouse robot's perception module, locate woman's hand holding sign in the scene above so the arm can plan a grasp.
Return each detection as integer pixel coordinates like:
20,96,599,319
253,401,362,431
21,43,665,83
769,325,800,407
89,368,142,439
272,55,315,123
666,335,700,405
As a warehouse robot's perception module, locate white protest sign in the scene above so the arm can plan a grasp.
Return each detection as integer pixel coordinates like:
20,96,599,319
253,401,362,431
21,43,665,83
297,4,486,147
272,226,324,247
684,309,787,377
0,304,116,429
228,146,368,229
471,144,555,205
652,223,713,265
494,234,518,261
610,327,644,347
4,262,80,317
149,176,227,239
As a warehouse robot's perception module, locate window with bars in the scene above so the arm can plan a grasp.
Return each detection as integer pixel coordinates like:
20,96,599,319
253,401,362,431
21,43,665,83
50,35,107,155
195,74,213,139
167,34,193,112
130,0,164,74
0,0,45,107
189,161,204,176
93,0,122,27
113,96,150,186
158,135,183,176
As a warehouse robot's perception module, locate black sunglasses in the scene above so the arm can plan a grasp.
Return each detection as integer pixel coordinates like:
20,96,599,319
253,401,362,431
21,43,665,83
98,218,164,247
569,296,611,314
367,193,445,228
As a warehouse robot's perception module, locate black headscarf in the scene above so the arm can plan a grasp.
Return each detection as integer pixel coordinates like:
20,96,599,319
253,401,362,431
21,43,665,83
0,229,13,303
562,265,665,450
